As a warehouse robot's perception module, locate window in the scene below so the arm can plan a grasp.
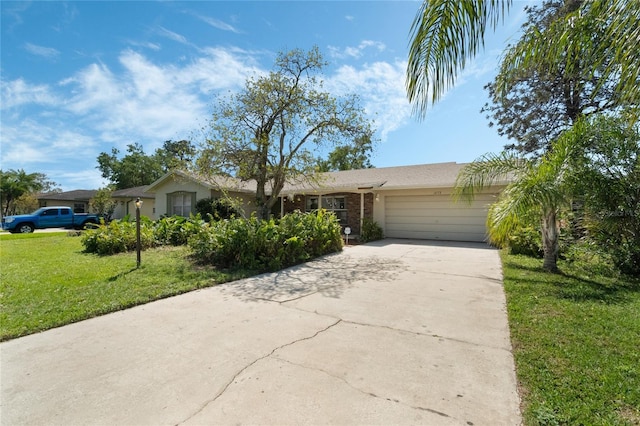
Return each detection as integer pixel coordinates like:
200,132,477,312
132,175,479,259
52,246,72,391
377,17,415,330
60,208,71,215
306,196,347,223
73,204,85,213
167,192,195,217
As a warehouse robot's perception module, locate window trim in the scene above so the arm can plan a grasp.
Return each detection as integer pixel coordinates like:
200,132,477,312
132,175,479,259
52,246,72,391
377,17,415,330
167,191,196,217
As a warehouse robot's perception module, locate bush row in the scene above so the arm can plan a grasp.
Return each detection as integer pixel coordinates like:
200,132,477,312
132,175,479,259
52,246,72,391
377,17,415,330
81,210,343,271
188,210,343,271
81,215,204,255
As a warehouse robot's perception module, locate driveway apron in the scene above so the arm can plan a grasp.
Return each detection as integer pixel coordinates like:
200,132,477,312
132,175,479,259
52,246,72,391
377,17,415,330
1,239,521,425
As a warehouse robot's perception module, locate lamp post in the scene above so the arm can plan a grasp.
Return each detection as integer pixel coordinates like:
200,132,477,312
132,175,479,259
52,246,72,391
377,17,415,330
135,197,142,268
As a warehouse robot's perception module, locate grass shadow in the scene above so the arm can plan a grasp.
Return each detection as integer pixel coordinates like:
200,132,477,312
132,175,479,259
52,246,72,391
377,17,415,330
552,271,640,304
107,267,139,282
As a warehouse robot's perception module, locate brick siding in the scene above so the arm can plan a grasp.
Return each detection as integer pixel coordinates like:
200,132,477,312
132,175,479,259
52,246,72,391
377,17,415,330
282,192,374,235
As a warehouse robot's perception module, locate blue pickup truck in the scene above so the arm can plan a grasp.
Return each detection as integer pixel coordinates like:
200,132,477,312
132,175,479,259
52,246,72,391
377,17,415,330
1,206,100,233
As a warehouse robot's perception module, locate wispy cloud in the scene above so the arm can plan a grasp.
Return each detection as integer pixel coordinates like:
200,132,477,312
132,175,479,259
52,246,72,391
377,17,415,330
1,44,414,188
0,78,59,109
2,1,31,31
197,15,241,34
156,26,189,45
328,59,410,140
328,40,386,59
126,40,161,51
24,42,60,59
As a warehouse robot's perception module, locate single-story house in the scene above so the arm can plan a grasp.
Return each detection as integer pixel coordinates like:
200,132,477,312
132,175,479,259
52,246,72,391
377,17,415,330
146,163,505,243
38,186,155,219
38,190,98,214
109,186,155,219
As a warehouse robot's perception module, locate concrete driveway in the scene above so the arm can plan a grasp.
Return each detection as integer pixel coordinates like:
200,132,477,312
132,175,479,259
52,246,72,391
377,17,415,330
0,239,521,425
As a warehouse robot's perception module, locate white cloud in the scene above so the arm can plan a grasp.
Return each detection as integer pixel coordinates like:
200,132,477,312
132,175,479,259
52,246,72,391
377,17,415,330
0,118,96,165
1,43,418,188
55,169,107,190
24,42,60,59
328,60,411,140
48,48,264,154
0,78,59,109
197,15,241,33
126,40,161,51
156,26,189,45
328,40,386,59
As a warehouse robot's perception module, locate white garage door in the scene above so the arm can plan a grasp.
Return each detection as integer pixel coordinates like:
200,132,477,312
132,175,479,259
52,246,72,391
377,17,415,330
385,194,494,242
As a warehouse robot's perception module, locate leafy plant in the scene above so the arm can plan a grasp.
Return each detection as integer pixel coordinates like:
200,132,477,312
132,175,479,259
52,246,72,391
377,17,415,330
194,197,242,221
153,214,206,246
81,217,155,255
189,210,342,271
360,218,384,243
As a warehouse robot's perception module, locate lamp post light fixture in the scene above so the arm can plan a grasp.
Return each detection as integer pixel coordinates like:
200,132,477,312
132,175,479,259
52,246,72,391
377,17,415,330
135,197,143,268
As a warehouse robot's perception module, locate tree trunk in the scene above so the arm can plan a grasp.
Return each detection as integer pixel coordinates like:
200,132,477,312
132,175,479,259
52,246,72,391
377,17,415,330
541,209,560,273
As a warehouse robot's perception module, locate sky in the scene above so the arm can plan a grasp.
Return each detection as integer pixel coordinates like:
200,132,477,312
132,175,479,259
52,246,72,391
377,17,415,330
1,1,536,191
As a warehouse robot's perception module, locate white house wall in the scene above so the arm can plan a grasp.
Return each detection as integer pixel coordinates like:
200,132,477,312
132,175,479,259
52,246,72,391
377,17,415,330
153,179,257,219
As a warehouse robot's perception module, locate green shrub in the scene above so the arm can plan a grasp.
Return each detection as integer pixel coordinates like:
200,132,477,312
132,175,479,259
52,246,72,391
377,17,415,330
195,197,242,221
360,218,384,243
153,215,206,246
81,217,155,255
189,209,343,271
507,225,543,257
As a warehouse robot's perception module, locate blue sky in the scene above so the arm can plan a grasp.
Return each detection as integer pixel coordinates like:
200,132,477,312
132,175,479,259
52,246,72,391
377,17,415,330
1,1,535,191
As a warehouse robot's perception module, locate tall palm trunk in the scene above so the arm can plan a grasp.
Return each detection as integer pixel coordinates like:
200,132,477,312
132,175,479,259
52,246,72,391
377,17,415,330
541,209,560,272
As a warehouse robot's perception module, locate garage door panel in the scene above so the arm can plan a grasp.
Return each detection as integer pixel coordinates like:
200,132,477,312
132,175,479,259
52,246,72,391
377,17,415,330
386,228,487,241
386,211,488,221
386,222,486,233
385,194,492,242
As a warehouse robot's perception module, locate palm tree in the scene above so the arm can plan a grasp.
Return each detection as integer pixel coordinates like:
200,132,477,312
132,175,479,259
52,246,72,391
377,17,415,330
0,169,44,216
407,0,639,118
454,137,576,272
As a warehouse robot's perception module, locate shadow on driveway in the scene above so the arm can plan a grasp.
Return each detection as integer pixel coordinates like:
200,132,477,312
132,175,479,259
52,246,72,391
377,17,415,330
219,250,408,303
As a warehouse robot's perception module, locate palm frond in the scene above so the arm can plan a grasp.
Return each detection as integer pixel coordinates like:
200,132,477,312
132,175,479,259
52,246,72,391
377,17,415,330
407,0,510,118
454,151,525,203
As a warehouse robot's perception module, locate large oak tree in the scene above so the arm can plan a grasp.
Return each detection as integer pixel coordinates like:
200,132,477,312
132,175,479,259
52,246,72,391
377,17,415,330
198,47,374,220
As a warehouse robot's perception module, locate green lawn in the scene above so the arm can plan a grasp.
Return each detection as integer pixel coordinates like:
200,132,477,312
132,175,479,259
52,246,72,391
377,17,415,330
0,232,254,341
3,233,639,424
502,252,640,425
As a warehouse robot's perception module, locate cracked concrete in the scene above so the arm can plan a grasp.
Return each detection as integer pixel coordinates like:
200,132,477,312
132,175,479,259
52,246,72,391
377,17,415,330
1,239,521,425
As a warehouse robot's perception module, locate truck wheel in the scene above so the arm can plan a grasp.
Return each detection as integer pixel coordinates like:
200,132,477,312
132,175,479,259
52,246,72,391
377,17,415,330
17,223,34,233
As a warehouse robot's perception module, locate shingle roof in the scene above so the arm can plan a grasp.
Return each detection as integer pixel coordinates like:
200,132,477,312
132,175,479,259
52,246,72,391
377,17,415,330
282,162,468,193
82,162,499,199
112,186,154,198
38,190,98,201
145,170,256,193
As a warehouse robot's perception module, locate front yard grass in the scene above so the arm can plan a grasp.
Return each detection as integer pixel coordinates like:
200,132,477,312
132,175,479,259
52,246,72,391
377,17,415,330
0,232,254,341
502,252,640,425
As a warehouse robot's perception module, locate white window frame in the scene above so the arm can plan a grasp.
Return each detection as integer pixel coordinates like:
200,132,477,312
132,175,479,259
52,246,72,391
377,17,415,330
306,195,347,223
168,192,195,217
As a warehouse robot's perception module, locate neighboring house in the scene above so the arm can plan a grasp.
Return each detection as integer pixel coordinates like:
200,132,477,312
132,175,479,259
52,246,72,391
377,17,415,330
148,163,505,243
38,187,155,220
38,190,98,213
